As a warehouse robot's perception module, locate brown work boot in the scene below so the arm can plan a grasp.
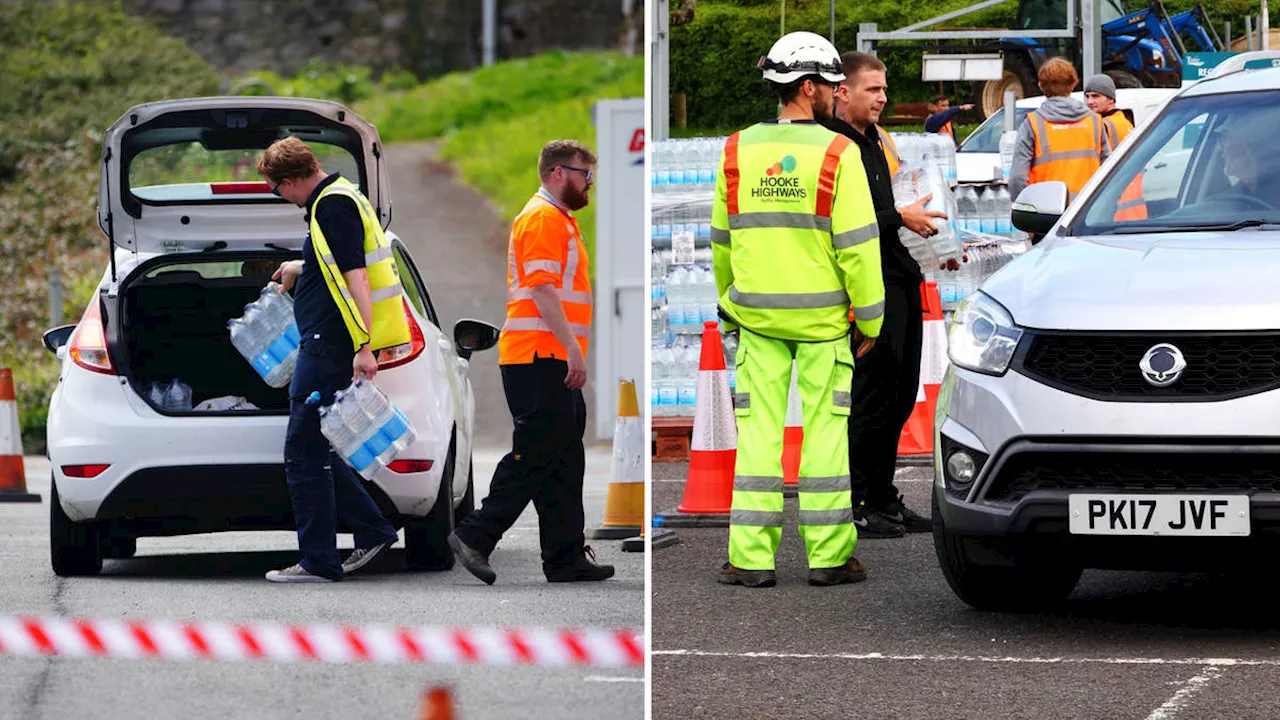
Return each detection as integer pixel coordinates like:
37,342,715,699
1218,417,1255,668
717,562,777,588
808,557,868,586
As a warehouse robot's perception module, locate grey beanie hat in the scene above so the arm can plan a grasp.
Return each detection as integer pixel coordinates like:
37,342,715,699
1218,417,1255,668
1084,74,1116,100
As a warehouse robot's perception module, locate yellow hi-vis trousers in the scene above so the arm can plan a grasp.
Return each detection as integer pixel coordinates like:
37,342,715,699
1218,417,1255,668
728,328,857,570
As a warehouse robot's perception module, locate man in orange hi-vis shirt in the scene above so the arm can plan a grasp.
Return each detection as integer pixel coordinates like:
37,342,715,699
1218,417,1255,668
449,140,615,585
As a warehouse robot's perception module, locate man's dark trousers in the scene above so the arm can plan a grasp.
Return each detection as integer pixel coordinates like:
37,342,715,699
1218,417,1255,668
848,280,924,509
454,357,587,568
285,338,399,580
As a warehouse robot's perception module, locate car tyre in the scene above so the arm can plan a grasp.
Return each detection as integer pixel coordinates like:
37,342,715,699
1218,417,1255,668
404,430,458,571
50,479,104,577
932,492,1082,611
454,464,475,527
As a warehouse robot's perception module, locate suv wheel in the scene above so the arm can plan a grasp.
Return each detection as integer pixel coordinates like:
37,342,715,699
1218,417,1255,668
454,464,475,526
932,493,1082,611
404,430,458,571
50,479,104,577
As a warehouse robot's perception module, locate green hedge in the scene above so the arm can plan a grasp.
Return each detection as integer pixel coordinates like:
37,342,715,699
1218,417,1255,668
671,0,1016,130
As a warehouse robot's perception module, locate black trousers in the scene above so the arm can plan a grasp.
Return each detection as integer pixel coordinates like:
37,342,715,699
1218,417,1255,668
454,358,587,567
848,280,924,509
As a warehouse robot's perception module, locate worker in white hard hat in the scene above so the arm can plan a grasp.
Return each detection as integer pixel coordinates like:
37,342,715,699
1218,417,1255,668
713,30,884,588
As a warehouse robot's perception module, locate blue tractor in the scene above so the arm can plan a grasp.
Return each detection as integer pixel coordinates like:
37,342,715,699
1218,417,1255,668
975,0,1224,116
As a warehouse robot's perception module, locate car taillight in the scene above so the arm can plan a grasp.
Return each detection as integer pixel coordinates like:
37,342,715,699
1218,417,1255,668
387,459,433,474
376,299,426,370
62,464,110,478
68,297,115,375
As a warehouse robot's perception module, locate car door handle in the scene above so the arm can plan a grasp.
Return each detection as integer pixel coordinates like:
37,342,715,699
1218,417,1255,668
1151,162,1168,170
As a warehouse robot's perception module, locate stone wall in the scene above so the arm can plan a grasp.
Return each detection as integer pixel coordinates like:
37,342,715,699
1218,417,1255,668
115,0,629,78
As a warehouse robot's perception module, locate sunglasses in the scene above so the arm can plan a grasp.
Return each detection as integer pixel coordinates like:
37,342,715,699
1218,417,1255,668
268,180,283,197
558,165,594,182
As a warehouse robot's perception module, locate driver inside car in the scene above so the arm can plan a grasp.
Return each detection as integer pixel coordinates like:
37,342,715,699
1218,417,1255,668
1217,110,1280,207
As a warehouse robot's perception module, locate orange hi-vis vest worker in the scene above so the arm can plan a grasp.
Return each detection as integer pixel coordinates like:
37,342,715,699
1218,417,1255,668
939,120,955,143
877,126,901,178
498,188,593,365
1102,112,1147,221
1027,110,1107,201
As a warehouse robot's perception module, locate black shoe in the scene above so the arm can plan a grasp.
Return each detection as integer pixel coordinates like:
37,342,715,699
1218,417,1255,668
717,562,776,588
853,502,906,538
545,546,615,582
808,557,868,586
448,532,496,585
874,495,932,533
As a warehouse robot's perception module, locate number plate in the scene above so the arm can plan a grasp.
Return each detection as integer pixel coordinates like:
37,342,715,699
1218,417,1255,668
1068,494,1250,536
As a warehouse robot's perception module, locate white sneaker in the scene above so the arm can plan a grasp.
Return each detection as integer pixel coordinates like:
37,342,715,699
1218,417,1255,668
341,539,397,576
265,563,334,583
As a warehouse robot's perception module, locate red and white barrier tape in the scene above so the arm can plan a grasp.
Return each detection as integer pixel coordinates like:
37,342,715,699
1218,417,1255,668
0,616,644,668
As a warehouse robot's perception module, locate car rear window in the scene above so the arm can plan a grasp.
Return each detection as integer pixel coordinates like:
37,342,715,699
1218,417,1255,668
129,142,360,203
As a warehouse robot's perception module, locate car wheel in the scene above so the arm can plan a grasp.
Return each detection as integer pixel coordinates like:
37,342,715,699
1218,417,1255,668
404,430,457,571
50,478,103,577
454,463,475,527
932,492,1081,611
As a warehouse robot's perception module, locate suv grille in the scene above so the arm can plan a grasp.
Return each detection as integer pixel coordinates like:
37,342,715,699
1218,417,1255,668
1017,332,1280,401
985,449,1280,503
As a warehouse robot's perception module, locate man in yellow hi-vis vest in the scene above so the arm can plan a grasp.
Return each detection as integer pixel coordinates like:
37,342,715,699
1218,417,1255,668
715,31,886,588
257,137,404,583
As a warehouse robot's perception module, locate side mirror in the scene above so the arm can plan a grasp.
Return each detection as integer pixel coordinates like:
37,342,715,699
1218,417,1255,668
453,319,500,361
43,325,77,355
1011,181,1069,235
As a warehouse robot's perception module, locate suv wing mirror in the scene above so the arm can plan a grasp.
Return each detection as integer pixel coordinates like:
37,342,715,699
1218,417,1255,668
1012,182,1069,236
453,319,500,361
42,324,77,355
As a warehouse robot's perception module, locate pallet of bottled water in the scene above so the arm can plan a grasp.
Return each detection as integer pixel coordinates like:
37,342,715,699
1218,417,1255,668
312,379,417,481
227,286,300,388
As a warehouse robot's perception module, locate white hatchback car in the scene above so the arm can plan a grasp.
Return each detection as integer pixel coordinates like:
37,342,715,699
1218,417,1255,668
934,52,1280,610
42,96,498,577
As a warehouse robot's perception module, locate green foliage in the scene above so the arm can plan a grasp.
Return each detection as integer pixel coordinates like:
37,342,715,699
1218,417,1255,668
355,52,643,143
672,0,1018,130
0,0,220,451
437,73,645,267
232,59,397,106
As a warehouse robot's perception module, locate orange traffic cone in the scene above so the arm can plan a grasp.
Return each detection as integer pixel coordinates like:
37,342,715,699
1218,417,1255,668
417,686,455,720
781,362,802,495
653,321,735,528
897,281,947,457
0,369,39,503
589,380,644,539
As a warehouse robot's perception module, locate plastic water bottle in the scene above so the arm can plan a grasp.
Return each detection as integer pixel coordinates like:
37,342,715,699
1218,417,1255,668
163,378,192,412
148,380,167,408
999,130,1018,184
353,379,416,460
955,186,978,234
655,347,678,416
677,343,698,414
995,186,1013,236
979,187,998,235
229,286,300,388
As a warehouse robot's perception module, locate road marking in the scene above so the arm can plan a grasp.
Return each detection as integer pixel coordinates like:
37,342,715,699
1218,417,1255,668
584,675,644,683
1144,666,1227,720
655,649,1273,667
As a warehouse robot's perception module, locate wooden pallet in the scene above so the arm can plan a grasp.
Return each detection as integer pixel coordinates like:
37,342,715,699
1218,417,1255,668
651,416,693,462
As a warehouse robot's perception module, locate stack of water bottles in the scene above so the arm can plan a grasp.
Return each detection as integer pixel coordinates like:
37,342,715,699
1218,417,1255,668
650,136,733,418
228,286,301,388
892,132,958,184
891,154,965,272
312,379,417,481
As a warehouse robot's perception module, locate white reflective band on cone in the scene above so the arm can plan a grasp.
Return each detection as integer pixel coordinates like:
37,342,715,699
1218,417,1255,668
692,368,737,452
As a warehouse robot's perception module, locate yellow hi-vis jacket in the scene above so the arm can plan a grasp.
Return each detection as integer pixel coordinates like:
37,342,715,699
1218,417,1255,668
878,126,902,178
308,177,411,352
711,121,886,342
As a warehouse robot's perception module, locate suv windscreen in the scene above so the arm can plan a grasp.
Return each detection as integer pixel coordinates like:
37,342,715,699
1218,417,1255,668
959,109,1030,153
1071,90,1280,234
130,142,359,202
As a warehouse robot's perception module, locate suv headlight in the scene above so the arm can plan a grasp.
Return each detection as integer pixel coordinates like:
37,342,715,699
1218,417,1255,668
948,292,1023,375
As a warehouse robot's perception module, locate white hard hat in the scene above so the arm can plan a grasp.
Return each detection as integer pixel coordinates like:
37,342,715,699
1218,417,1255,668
759,31,845,85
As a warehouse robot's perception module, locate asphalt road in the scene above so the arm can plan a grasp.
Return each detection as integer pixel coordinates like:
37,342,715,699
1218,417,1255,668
0,453,641,718
652,461,1280,720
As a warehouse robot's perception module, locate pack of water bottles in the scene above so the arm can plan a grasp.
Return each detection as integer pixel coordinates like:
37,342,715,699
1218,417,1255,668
954,184,1020,239
892,155,965,271
147,378,193,412
312,379,417,481
890,132,958,183
227,286,301,388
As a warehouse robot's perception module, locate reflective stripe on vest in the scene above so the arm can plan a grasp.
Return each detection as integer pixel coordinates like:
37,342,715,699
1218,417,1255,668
878,127,901,178
308,177,411,352
1103,113,1134,148
499,193,593,364
1028,111,1104,201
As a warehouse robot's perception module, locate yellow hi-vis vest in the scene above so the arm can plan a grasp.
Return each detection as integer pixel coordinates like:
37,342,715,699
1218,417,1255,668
308,177,411,352
877,126,902,178
711,121,886,342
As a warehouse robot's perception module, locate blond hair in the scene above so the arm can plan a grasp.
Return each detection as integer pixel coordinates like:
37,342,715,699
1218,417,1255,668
1038,58,1079,97
256,137,321,184
538,140,597,181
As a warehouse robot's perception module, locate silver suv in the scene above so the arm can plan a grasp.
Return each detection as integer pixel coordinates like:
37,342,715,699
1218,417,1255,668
933,52,1280,610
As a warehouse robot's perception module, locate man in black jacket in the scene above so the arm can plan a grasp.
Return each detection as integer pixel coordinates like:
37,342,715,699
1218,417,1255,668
820,52,954,538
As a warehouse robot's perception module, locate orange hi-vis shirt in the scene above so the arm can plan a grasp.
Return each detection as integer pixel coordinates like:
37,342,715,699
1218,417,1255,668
498,188,593,365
